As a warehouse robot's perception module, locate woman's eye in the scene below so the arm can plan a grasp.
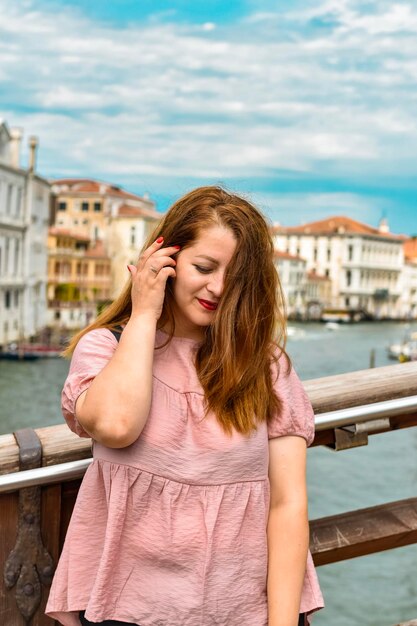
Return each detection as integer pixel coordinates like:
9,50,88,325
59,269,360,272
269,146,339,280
194,265,212,274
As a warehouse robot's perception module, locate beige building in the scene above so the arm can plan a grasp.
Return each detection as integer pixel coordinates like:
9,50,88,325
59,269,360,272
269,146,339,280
47,227,111,329
0,120,50,347
51,179,161,297
401,238,417,319
273,216,405,319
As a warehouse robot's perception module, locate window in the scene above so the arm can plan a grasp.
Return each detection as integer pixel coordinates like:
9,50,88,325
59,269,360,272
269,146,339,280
348,244,353,261
6,184,13,215
16,188,22,216
313,247,318,261
81,202,89,212
4,290,11,309
346,270,352,287
5,238,9,273
14,240,19,274
14,291,19,307
345,297,350,307
94,202,101,212
325,269,330,277
58,202,67,211
327,248,331,262
130,226,136,246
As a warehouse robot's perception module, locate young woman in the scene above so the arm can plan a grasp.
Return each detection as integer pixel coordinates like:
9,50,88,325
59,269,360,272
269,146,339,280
46,186,324,626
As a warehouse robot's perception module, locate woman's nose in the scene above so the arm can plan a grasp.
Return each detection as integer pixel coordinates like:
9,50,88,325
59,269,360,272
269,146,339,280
207,272,224,297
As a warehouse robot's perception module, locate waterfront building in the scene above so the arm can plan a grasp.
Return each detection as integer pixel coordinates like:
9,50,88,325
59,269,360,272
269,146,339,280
50,179,161,297
47,227,112,329
272,216,406,318
305,271,332,320
0,120,50,347
401,238,417,319
273,250,307,317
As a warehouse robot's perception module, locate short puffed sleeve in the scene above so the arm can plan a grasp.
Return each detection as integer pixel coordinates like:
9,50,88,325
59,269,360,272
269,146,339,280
268,354,315,446
61,328,118,437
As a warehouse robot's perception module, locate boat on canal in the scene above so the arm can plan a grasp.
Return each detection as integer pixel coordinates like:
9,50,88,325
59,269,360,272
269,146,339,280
0,342,62,361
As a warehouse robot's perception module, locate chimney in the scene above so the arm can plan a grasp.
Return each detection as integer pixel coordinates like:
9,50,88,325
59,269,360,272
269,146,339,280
10,127,23,168
28,136,38,173
378,217,389,234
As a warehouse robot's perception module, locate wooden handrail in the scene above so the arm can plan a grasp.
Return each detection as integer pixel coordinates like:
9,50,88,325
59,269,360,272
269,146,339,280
310,497,417,565
2,360,417,475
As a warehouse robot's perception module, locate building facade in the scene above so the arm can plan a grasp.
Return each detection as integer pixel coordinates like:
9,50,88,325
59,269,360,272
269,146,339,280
47,228,112,329
273,216,405,319
50,179,161,298
273,250,307,317
0,121,49,347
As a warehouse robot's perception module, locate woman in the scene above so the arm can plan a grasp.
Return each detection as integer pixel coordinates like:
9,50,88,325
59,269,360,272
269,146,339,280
46,186,324,626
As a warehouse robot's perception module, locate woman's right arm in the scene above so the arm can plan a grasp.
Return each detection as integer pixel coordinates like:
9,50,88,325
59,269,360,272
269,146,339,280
74,238,179,448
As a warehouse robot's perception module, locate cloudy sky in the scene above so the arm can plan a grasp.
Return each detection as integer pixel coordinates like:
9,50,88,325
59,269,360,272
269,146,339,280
2,0,417,234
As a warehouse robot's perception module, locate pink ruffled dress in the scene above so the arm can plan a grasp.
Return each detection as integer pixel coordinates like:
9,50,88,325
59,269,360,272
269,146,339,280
46,328,324,626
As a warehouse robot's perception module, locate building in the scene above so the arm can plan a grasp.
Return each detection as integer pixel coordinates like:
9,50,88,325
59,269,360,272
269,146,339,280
273,250,307,317
50,179,161,297
47,228,111,329
401,238,417,319
0,121,50,347
305,271,332,320
273,216,406,319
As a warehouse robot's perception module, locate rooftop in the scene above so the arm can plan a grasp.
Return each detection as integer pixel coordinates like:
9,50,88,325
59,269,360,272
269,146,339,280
272,215,406,241
404,238,417,261
48,227,90,242
273,249,306,262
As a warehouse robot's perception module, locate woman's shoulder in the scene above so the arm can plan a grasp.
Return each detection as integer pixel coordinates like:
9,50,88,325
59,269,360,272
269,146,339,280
70,327,119,365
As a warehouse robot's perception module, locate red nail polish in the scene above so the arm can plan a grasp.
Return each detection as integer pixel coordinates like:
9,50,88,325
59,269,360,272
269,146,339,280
127,265,131,272
174,245,181,250
156,236,164,243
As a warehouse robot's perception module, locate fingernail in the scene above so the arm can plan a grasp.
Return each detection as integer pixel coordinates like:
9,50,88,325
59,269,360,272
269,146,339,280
156,236,164,243
174,245,181,250
127,265,131,273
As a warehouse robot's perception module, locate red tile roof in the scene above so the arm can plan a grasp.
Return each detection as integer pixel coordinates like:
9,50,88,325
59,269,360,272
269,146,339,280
307,271,330,282
48,227,90,241
84,240,109,259
117,203,161,220
404,238,417,260
52,178,155,205
272,215,405,240
273,250,306,262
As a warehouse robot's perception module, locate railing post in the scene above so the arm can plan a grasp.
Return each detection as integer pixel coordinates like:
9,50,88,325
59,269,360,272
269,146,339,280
3,429,54,623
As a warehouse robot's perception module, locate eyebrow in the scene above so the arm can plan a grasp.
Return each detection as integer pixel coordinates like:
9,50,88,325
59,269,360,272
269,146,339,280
195,255,219,265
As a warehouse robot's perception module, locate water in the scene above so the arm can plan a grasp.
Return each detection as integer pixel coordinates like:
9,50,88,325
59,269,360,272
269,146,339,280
1,322,416,625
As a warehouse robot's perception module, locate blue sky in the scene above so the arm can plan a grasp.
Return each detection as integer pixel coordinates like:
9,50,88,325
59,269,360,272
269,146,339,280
2,0,417,234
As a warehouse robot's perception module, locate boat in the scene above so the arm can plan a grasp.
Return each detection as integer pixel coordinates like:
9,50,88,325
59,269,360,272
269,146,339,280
320,308,364,323
0,342,62,361
324,322,340,331
387,331,417,362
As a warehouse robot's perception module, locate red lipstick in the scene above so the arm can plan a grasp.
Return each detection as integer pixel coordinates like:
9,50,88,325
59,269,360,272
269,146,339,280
198,299,218,311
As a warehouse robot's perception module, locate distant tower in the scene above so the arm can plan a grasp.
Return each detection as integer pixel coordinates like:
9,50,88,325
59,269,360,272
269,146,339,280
378,212,390,234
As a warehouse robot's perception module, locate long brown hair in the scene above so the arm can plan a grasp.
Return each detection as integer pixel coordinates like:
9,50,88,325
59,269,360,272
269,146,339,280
63,185,289,435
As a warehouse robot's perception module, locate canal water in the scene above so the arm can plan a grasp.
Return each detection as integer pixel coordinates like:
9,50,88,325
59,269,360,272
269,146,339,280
1,322,416,625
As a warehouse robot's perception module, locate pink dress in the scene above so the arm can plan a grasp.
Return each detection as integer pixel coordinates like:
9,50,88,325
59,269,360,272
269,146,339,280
46,328,324,626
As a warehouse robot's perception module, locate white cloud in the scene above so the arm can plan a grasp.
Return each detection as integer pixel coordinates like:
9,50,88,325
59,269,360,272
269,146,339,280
1,0,417,189
253,191,387,227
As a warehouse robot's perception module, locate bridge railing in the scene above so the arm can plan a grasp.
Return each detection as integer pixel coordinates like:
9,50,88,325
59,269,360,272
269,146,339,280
1,360,417,625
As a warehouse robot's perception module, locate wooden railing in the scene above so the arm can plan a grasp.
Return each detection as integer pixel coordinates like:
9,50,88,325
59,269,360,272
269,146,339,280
1,361,417,625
